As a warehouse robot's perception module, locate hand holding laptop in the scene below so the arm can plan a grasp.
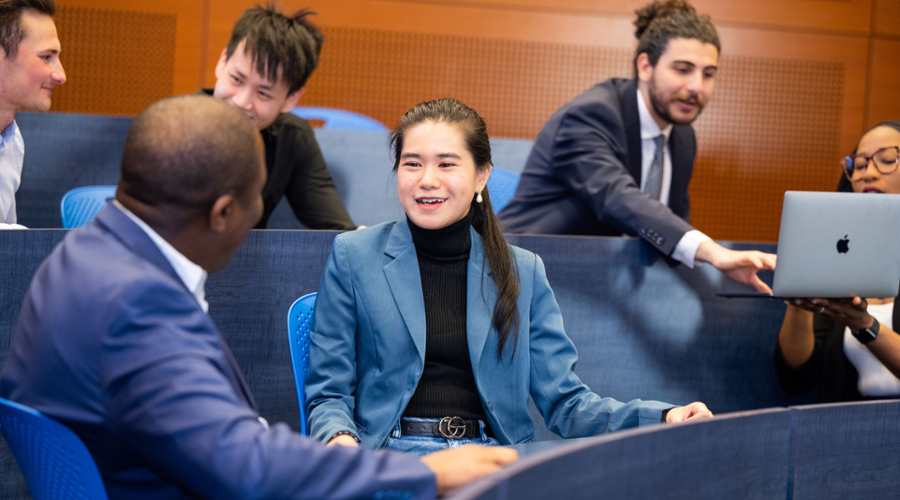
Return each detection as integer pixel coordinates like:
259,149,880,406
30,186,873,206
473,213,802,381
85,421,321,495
785,297,872,331
696,240,777,294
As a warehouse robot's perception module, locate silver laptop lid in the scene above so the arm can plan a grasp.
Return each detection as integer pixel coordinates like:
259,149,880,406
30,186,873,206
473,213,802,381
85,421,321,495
772,191,900,298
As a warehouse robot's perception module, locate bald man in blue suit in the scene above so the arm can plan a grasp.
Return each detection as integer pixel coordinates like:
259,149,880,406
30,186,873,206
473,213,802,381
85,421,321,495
0,96,515,500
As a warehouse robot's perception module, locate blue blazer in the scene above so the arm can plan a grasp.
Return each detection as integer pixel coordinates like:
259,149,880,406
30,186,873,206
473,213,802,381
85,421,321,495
1,205,434,500
306,220,671,449
499,78,696,256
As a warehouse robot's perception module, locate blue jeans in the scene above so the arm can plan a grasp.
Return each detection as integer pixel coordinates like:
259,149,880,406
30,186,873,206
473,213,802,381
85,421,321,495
383,417,501,457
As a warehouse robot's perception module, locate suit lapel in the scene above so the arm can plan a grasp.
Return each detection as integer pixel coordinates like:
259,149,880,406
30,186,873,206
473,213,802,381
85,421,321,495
383,222,428,363
668,127,694,213
94,204,259,411
466,228,495,372
619,79,644,184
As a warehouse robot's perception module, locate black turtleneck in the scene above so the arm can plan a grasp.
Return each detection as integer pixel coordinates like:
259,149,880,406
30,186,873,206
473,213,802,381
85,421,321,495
403,210,488,425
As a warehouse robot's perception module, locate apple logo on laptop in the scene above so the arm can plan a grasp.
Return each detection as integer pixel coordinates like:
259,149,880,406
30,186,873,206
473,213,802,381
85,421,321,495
836,235,849,254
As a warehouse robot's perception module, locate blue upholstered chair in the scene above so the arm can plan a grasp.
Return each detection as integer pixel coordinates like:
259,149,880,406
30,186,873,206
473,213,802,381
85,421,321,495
60,185,117,229
291,106,388,132
0,397,108,500
287,292,317,435
486,168,520,213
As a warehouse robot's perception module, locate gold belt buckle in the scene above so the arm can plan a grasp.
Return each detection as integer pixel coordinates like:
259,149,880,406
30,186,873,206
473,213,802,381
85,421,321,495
437,416,467,439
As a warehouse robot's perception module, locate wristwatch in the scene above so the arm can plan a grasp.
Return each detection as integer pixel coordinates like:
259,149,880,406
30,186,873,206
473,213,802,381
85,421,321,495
852,318,880,344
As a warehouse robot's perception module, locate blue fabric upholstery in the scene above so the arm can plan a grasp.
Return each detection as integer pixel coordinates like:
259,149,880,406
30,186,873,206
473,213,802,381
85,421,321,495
791,400,900,499
485,168,519,212
0,228,885,499
287,293,316,436
455,409,794,500
447,401,900,500
16,113,131,229
0,397,108,500
15,113,536,229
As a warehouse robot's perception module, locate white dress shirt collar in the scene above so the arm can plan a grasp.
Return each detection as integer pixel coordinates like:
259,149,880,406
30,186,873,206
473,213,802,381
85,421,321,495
0,120,18,144
635,88,711,268
113,200,209,313
636,89,673,142
0,120,24,226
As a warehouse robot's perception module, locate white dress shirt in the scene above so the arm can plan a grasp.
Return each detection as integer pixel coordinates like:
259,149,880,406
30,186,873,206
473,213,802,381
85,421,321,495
113,200,209,313
0,120,26,229
636,89,710,267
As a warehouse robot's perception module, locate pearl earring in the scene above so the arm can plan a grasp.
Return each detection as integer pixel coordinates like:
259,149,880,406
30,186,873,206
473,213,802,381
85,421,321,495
476,192,483,203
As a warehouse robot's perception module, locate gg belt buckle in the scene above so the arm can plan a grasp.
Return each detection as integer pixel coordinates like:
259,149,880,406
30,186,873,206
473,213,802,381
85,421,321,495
436,416,467,439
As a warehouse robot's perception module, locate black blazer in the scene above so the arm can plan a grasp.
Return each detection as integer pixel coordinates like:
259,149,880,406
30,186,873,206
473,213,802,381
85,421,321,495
500,78,696,256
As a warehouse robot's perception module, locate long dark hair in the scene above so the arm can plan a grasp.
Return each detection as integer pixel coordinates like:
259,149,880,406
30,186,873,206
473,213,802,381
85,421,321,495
390,98,521,359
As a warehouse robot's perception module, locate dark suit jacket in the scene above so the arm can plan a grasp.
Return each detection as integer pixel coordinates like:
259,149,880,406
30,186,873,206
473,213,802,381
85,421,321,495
0,205,433,500
499,78,696,256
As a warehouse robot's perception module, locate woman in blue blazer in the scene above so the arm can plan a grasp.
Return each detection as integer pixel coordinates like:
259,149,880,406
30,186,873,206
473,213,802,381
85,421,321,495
305,99,712,455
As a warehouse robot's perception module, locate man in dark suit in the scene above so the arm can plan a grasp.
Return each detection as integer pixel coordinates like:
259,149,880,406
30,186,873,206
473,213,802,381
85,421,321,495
199,5,357,230
500,0,775,293
0,96,516,499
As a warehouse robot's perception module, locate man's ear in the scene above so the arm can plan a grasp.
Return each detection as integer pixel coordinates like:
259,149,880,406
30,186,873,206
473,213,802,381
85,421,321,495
208,194,236,232
279,87,305,114
636,53,654,83
214,48,229,80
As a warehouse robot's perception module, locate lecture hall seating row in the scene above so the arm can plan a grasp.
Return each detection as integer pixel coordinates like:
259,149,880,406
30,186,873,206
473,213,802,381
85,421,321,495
1,112,888,498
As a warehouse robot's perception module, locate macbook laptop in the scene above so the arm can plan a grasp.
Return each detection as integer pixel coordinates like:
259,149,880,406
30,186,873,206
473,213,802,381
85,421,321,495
719,191,900,299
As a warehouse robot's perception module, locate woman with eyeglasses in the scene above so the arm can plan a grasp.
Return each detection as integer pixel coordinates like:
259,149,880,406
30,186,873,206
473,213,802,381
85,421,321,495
774,120,900,402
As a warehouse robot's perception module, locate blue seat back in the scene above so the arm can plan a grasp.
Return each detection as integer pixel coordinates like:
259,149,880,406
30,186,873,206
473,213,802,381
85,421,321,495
60,186,117,229
486,168,520,212
291,106,388,132
0,397,108,500
287,292,317,435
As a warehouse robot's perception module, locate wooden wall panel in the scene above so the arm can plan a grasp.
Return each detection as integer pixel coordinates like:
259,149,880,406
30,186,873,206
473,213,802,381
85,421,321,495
51,7,176,116
41,0,900,242
54,0,204,113
445,0,873,33
866,40,900,127
873,0,900,37
303,29,633,137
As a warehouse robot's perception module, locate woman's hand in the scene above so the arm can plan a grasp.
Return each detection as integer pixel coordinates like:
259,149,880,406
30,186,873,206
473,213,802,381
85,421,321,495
786,297,873,331
665,402,713,423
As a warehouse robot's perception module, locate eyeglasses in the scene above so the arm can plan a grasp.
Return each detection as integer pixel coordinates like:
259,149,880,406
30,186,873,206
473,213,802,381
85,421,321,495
842,146,900,181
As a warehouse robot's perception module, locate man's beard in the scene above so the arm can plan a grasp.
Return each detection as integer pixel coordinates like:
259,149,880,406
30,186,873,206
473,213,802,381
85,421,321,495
648,77,705,126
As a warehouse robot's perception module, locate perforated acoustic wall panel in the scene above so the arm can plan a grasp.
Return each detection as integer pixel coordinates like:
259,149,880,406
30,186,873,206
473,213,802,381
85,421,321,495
691,58,845,242
303,27,634,138
302,27,846,242
51,6,176,116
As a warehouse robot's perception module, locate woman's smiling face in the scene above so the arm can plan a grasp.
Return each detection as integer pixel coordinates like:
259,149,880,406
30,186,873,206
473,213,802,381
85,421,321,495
397,121,490,230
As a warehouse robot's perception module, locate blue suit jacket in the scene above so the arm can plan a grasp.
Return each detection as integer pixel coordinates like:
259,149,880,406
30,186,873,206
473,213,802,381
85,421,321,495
305,220,671,449
0,205,434,500
499,78,696,256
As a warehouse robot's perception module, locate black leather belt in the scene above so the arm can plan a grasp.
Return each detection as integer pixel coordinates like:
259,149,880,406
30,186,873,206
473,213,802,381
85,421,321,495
400,417,485,439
